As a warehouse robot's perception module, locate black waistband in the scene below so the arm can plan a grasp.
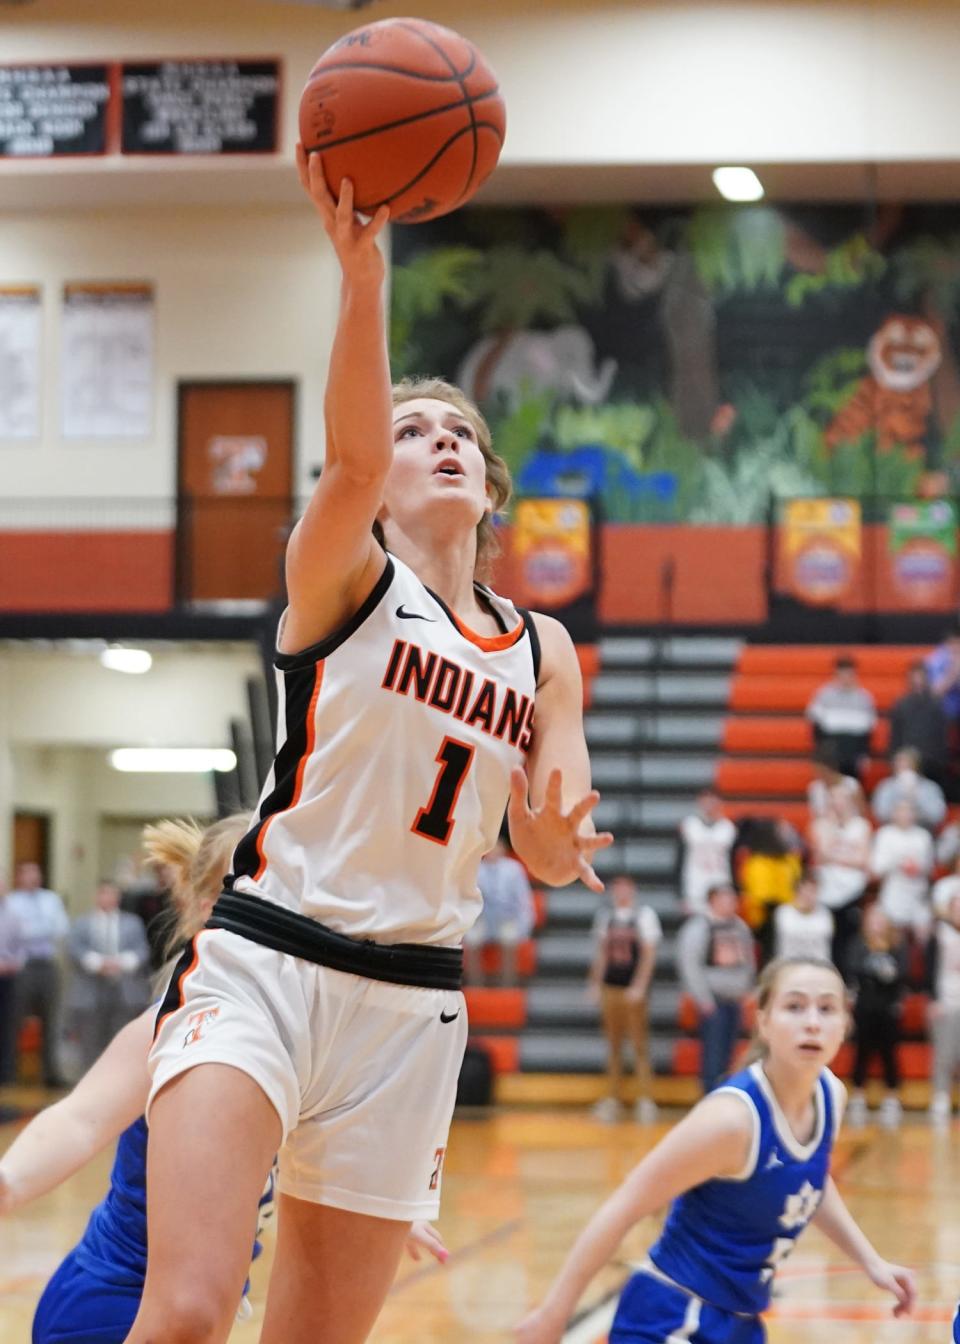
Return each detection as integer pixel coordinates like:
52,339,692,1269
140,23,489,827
206,891,463,991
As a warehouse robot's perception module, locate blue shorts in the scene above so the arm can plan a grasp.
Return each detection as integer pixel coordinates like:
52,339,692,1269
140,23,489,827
610,1271,765,1344
33,1249,141,1344
953,1302,959,1344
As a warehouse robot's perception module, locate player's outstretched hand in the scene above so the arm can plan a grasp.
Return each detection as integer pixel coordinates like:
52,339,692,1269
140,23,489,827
514,1304,565,1344
405,1220,449,1264
866,1259,916,1317
296,143,389,288
508,767,613,894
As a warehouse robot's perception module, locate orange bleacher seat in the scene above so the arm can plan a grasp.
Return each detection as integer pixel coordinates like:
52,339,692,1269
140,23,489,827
673,1038,701,1075
717,759,816,797
725,799,809,829
723,718,891,756
677,995,755,1033
464,987,527,1030
575,645,600,681
470,1034,520,1073
480,939,537,979
832,1041,931,1079
532,888,547,929
730,675,904,714
900,993,929,1036
738,646,928,678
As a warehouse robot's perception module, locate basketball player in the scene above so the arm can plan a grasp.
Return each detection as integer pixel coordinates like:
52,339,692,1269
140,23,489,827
127,152,611,1344
516,957,915,1344
0,816,447,1343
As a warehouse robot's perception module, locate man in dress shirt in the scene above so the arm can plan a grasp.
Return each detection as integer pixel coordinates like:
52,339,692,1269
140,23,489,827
0,876,26,1085
67,879,151,1072
8,861,69,1088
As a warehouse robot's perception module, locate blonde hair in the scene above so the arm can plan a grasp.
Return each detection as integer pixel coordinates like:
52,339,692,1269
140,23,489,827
740,956,845,1067
142,813,249,957
379,377,512,582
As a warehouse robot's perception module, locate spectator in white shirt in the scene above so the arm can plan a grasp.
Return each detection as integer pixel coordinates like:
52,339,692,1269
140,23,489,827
810,785,872,975
676,789,736,916
871,747,946,830
8,861,69,1088
926,892,960,1124
871,798,934,936
773,873,834,964
464,838,535,987
807,742,863,820
588,876,662,1124
0,877,25,1085
66,879,151,1073
933,855,960,917
806,655,877,779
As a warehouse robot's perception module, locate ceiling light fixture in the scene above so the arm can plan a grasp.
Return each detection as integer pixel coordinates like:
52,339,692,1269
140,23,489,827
712,166,765,202
109,748,237,773
100,647,153,675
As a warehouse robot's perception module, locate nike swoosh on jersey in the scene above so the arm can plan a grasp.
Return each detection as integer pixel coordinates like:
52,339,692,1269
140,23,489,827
396,605,436,621
440,1009,461,1023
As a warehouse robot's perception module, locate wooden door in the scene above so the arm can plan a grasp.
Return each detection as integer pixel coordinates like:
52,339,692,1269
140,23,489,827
178,381,294,603
13,812,49,875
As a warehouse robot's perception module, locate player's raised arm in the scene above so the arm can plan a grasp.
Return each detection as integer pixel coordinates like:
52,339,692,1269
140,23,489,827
282,149,393,655
507,614,612,892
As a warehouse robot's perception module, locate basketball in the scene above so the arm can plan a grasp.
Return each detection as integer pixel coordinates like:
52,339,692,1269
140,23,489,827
299,17,506,224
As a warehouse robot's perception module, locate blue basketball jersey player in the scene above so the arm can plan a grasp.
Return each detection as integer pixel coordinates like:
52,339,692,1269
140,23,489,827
0,816,448,1344
517,957,915,1344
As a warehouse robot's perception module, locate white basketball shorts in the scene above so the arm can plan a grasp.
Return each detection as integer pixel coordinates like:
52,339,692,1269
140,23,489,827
148,928,468,1220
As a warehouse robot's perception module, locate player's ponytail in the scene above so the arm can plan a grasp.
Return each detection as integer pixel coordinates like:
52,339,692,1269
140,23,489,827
739,955,844,1067
142,813,250,959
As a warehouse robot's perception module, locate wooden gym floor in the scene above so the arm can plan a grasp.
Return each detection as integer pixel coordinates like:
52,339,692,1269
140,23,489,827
0,1087,954,1342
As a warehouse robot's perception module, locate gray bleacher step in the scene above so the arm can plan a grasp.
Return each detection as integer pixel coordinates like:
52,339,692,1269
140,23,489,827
591,673,731,708
545,885,680,927
519,1032,677,1074
585,712,725,750
593,795,701,832
591,755,715,790
599,636,744,669
526,983,682,1030
592,840,676,877
537,932,677,977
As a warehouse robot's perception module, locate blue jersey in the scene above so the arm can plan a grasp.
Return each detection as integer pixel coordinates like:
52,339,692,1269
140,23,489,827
649,1062,841,1316
72,1117,148,1286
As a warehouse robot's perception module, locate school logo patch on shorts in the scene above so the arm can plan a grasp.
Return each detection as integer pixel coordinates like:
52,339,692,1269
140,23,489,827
182,1006,220,1048
429,1146,446,1191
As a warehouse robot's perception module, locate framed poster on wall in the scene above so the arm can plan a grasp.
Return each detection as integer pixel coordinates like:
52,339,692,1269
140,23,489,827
61,283,154,439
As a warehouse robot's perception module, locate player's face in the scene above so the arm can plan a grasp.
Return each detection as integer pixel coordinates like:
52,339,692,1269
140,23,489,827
385,398,490,531
759,965,847,1070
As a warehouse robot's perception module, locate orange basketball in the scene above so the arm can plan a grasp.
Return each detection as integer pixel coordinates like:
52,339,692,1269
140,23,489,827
299,17,506,224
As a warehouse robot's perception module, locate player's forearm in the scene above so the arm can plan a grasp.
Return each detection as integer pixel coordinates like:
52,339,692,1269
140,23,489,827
0,1102,102,1210
537,1181,645,1322
324,278,393,482
811,1179,883,1273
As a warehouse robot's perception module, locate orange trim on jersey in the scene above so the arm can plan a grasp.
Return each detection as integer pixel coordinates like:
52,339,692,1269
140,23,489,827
254,659,325,880
446,607,525,653
153,933,202,1040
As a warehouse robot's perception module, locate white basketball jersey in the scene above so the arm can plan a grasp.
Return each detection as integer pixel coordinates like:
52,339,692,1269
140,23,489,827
229,554,539,946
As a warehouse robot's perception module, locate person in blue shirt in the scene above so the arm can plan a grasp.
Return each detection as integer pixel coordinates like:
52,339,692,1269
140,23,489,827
515,956,915,1344
0,814,448,1344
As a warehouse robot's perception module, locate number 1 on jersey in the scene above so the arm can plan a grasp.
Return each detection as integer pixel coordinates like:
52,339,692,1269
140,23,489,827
413,736,475,845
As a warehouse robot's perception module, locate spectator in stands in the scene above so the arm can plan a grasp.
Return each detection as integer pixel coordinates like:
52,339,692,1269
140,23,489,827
676,788,736,916
925,622,960,726
0,876,25,1085
676,882,755,1094
66,879,151,1073
925,891,960,1125
773,872,834,964
846,905,908,1128
807,741,864,819
805,655,877,779
872,747,946,830
464,837,535,987
871,798,934,938
937,820,960,873
933,854,960,917
588,875,662,1124
737,817,804,966
889,661,949,787
8,861,69,1088
810,785,872,976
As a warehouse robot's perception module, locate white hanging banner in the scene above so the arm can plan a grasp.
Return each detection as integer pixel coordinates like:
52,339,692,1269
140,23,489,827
0,285,42,439
61,282,154,439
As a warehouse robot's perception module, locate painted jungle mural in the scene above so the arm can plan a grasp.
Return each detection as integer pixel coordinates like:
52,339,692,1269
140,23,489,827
389,203,960,524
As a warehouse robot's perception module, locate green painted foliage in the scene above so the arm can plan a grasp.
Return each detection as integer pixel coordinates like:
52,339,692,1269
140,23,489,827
784,234,886,307
687,206,786,294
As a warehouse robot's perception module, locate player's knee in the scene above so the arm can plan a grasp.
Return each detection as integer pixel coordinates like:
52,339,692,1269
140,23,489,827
138,1290,233,1342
